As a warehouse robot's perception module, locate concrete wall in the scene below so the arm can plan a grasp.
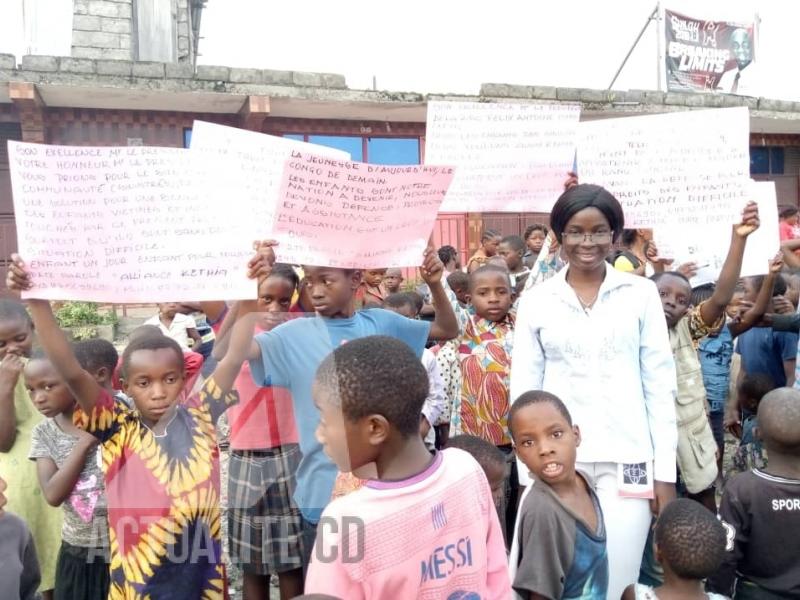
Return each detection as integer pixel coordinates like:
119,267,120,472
72,0,197,64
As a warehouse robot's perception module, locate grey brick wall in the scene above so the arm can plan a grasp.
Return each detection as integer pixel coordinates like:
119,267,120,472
72,0,134,60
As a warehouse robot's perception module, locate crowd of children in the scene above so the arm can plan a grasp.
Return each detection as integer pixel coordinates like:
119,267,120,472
0,181,799,600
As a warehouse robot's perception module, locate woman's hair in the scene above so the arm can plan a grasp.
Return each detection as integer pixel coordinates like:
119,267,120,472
779,205,799,219
549,184,624,243
0,299,32,328
523,223,548,240
481,229,501,243
655,498,727,580
620,229,639,247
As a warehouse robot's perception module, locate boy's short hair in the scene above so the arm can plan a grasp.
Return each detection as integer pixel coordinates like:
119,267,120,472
383,292,416,313
650,271,691,288
314,336,428,437
438,245,458,265
0,299,32,328
128,324,163,343
500,235,525,252
779,205,799,219
447,271,469,291
524,223,548,239
406,291,424,315
508,391,572,439
447,435,505,472
120,335,184,380
73,339,119,375
747,273,787,297
468,264,511,291
655,498,726,579
758,387,800,450
737,373,775,405
550,184,624,244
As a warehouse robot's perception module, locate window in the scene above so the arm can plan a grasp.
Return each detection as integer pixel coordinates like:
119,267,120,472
183,128,192,148
367,138,420,165
750,146,784,175
307,136,363,161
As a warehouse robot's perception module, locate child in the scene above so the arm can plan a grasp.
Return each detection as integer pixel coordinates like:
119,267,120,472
467,229,502,273
498,235,530,289
446,434,506,511
354,269,387,309
215,264,305,600
438,245,461,275
73,338,130,407
305,336,509,598
382,293,445,450
382,268,404,295
522,224,547,268
709,387,800,598
243,241,458,568
0,299,62,598
650,200,760,510
730,373,774,476
145,302,203,351
446,271,470,308
509,391,608,599
25,351,110,600
0,476,42,600
622,499,728,600
7,254,256,599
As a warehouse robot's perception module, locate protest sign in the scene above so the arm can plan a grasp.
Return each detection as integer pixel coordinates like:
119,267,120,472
188,121,349,235
577,107,750,228
424,101,580,212
655,180,779,287
665,8,758,96
272,152,455,268
9,141,257,302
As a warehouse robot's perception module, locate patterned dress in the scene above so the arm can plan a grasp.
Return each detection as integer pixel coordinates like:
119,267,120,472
74,378,238,600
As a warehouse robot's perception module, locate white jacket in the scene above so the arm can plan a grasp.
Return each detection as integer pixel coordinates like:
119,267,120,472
510,263,678,484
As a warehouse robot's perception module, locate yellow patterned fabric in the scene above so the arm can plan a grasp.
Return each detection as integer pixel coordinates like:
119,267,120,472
74,378,238,599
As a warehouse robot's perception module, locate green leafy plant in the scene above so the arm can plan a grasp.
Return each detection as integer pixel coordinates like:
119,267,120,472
55,302,117,328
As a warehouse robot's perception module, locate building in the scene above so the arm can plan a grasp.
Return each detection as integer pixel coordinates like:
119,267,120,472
2,1,800,290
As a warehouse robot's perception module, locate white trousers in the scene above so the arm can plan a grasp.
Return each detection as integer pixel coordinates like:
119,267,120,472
577,461,653,600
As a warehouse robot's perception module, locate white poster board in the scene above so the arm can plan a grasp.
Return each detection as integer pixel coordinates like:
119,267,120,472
655,180,779,287
424,101,580,212
577,107,750,228
188,121,349,235
9,142,258,302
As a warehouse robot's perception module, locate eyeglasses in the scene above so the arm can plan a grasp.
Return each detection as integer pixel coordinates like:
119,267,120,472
563,231,613,244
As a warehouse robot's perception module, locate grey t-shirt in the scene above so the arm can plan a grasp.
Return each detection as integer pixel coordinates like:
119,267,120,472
513,474,608,599
0,512,41,600
28,419,108,549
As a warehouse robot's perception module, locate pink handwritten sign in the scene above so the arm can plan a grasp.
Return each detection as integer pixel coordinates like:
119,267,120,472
9,141,258,302
272,152,455,268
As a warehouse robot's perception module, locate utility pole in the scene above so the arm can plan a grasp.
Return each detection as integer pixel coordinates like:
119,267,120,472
607,4,660,91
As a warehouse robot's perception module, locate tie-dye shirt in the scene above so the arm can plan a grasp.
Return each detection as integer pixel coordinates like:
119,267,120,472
74,378,238,600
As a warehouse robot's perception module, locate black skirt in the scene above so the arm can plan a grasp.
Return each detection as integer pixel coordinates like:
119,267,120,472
53,541,110,600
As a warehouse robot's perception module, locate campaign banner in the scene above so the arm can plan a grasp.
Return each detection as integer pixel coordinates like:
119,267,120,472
665,8,757,95
272,151,455,268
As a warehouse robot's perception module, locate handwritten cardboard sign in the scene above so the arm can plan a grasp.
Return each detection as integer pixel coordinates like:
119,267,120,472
577,107,750,228
272,152,455,268
188,121,349,235
424,101,580,212
655,180,779,287
9,141,258,302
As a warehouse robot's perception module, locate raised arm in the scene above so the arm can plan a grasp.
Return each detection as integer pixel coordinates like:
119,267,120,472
700,201,760,327
421,245,458,341
6,256,102,415
729,254,782,338
780,238,800,270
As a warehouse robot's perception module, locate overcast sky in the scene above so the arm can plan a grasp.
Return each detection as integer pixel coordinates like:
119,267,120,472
198,0,799,100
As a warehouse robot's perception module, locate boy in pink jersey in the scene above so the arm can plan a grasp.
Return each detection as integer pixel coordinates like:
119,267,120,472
305,336,509,599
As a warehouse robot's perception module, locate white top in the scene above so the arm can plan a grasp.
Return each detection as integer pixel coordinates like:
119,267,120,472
144,312,197,350
421,347,446,449
510,263,678,484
